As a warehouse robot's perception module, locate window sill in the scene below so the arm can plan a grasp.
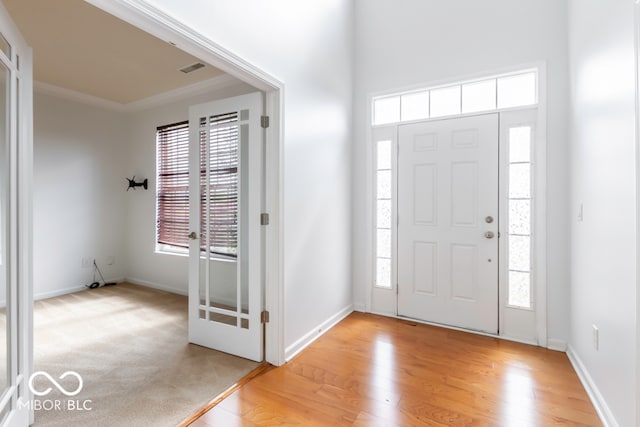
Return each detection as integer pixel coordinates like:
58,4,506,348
155,245,237,263
155,248,188,258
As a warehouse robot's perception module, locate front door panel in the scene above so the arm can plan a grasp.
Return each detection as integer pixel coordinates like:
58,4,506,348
397,114,499,333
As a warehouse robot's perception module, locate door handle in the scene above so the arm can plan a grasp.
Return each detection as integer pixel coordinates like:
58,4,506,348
484,231,495,239
188,231,198,240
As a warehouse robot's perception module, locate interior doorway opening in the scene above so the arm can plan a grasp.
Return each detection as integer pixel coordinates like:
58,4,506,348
1,0,284,424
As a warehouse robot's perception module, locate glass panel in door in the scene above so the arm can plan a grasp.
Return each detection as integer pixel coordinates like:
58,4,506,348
188,92,262,362
198,112,245,327
0,56,9,406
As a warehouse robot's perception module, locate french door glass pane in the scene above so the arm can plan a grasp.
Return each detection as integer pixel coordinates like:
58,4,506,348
199,112,244,327
0,33,9,60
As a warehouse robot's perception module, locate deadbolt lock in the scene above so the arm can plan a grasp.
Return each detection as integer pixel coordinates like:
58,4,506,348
188,231,198,240
485,216,494,224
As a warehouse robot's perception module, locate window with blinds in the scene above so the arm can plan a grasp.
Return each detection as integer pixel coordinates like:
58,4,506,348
157,121,190,251
156,115,240,258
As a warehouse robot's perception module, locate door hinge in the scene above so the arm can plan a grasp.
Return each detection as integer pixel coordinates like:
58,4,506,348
260,213,270,225
261,115,270,129
261,310,270,323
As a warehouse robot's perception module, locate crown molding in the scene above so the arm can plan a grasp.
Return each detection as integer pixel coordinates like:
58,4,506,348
34,73,246,113
122,73,242,112
34,80,125,111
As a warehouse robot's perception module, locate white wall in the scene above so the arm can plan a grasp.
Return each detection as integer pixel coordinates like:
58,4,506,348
130,0,355,353
124,83,254,295
567,1,637,425
33,93,128,298
352,0,571,344
34,81,254,300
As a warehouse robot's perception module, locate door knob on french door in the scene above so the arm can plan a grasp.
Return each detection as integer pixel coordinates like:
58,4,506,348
484,231,495,239
188,231,198,240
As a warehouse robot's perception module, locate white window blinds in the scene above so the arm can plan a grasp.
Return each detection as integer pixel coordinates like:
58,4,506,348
199,112,239,257
157,121,190,250
156,115,240,258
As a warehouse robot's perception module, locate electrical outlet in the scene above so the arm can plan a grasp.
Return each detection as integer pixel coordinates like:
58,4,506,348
106,256,115,266
592,325,599,350
81,257,92,268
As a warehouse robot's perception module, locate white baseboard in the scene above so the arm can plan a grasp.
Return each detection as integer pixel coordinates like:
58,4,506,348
285,305,353,362
566,345,618,427
34,285,86,301
547,338,567,352
125,277,188,296
33,276,125,301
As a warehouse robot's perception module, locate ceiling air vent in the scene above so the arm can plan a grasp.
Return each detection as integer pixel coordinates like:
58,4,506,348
180,62,205,74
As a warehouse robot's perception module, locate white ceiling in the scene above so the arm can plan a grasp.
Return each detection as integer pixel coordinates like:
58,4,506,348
3,0,227,104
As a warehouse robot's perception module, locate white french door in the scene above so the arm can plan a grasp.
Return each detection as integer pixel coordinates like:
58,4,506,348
397,114,499,333
188,92,263,362
0,2,32,426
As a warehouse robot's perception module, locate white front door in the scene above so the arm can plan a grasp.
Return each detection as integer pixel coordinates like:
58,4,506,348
397,114,499,333
0,2,33,426
188,92,263,362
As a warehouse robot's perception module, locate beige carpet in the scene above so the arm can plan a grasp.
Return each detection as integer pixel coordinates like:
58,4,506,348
32,283,259,427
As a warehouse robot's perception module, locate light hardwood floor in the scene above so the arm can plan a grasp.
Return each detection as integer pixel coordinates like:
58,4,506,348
190,312,601,426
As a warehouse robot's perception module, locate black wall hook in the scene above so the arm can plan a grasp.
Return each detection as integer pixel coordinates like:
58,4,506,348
126,176,148,191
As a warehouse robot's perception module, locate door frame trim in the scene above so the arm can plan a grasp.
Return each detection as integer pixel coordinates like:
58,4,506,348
0,0,34,423
634,3,640,423
86,0,285,365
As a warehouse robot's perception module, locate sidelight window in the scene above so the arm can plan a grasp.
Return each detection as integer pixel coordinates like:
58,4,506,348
507,126,533,308
375,139,393,289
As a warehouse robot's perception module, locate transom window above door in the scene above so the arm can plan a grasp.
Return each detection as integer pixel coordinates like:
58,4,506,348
372,70,537,125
